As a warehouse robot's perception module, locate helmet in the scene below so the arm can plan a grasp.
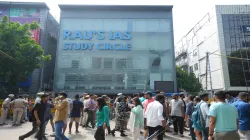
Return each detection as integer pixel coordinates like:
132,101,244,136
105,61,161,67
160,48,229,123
8,94,14,98
37,92,44,97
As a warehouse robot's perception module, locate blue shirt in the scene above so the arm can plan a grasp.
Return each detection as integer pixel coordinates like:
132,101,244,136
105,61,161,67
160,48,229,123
209,102,238,132
185,101,194,120
70,100,83,118
232,100,250,130
226,97,237,104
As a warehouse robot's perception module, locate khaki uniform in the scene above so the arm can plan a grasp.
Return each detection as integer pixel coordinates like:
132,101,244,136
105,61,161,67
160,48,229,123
0,98,11,125
12,98,27,125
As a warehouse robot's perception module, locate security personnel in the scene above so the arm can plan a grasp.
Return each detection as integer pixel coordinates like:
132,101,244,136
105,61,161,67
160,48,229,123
21,94,29,122
11,95,28,126
0,94,15,125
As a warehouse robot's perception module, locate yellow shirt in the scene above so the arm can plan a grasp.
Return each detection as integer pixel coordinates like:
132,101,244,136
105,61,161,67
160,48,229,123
53,99,68,124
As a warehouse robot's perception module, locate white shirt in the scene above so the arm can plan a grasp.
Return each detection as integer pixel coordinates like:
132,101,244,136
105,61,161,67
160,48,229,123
2,98,11,108
35,97,41,104
145,101,164,127
80,97,84,103
67,98,73,115
169,99,184,117
200,100,210,127
84,99,90,109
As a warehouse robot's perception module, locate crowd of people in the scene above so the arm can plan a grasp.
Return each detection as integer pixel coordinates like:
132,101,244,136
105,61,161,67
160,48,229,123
0,90,250,140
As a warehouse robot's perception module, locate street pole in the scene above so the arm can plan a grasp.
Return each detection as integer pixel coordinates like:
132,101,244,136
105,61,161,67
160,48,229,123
205,52,208,91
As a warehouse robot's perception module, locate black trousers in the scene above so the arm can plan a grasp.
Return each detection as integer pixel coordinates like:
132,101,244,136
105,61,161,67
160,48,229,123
94,126,105,140
148,126,164,140
35,121,48,138
171,116,184,134
20,122,41,140
189,120,196,140
86,111,95,127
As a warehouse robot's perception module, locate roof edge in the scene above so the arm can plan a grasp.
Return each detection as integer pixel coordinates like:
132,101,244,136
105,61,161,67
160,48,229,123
0,1,50,10
59,4,173,10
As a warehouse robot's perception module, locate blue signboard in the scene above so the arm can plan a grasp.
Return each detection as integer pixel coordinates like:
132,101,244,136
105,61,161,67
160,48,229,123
63,30,132,51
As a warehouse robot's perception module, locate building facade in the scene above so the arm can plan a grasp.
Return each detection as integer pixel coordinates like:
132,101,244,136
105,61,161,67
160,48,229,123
0,1,59,93
55,5,176,94
175,5,250,92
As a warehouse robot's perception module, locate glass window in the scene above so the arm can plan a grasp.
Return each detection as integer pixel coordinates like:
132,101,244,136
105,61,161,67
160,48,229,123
91,74,100,81
100,74,112,81
222,14,250,86
92,57,102,69
103,58,113,69
190,66,194,73
116,58,127,69
116,74,124,83
55,18,175,93
71,60,79,68
194,63,198,71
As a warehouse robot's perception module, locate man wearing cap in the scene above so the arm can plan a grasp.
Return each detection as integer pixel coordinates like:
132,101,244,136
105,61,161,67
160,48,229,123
11,95,28,126
208,91,239,140
0,94,15,125
35,92,44,104
232,92,250,140
170,93,185,137
199,92,210,140
19,93,48,140
54,92,69,140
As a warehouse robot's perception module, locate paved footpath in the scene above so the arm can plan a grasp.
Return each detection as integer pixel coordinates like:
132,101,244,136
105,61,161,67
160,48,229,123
0,120,246,140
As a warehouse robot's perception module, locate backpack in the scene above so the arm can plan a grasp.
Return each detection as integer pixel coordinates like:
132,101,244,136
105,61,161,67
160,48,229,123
192,103,205,130
28,109,34,122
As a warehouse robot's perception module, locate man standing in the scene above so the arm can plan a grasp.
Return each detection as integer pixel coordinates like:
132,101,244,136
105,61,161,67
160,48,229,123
80,93,87,126
169,93,185,137
199,92,210,140
85,94,96,129
232,92,250,140
69,94,83,134
0,94,14,125
226,92,237,104
19,93,48,140
143,91,154,139
208,91,240,140
12,95,28,126
54,92,69,140
82,95,90,128
145,94,167,140
185,95,196,140
139,93,146,103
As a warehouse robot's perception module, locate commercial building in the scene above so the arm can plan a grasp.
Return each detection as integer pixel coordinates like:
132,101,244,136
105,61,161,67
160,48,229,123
0,1,59,93
175,5,250,92
55,5,176,94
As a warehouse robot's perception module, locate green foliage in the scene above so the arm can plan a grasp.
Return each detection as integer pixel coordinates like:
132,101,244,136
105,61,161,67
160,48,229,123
0,16,51,92
176,66,202,93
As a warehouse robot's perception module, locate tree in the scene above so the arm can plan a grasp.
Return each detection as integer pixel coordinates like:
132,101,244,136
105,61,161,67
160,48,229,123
176,66,202,93
0,16,51,93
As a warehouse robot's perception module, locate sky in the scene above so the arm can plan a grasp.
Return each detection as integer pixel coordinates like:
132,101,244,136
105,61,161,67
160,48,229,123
2,0,250,43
